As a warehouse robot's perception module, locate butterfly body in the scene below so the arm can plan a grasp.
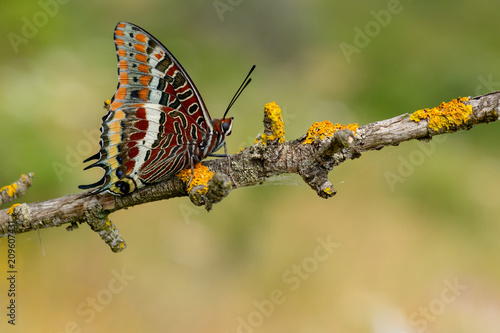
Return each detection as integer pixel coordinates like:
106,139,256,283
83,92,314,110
79,22,233,195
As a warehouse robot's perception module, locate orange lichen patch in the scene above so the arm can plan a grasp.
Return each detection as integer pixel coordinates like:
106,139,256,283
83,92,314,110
7,203,20,215
410,97,473,131
254,102,285,145
0,183,18,198
303,121,359,145
176,163,215,194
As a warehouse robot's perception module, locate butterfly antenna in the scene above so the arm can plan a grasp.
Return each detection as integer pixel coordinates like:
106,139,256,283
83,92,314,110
223,65,256,119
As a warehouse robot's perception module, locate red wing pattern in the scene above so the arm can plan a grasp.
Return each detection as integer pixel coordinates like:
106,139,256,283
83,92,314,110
79,22,221,195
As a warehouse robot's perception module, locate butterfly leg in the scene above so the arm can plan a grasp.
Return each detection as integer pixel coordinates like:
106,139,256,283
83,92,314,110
209,143,236,187
187,156,195,189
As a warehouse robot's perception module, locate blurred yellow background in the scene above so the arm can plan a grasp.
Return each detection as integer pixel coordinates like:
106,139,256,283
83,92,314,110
1,0,500,332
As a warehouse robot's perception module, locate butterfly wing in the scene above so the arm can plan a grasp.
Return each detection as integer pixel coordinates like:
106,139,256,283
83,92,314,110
110,22,213,129
80,22,213,195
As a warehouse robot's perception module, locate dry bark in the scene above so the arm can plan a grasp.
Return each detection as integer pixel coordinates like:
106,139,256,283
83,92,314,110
0,93,498,252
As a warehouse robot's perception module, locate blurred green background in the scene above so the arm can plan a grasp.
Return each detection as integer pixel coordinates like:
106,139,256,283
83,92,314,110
1,0,500,332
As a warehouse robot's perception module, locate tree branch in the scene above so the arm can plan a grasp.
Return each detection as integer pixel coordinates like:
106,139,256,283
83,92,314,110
0,173,34,205
1,93,498,252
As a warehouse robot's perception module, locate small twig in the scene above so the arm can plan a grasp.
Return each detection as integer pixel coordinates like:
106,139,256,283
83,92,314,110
86,217,126,253
0,173,34,205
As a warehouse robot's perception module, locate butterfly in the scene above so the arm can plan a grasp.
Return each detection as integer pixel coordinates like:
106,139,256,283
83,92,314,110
79,22,253,195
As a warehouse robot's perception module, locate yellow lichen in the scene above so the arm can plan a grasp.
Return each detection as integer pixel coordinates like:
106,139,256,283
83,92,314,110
303,121,359,145
7,203,21,216
1,174,32,199
323,187,334,195
105,218,114,229
255,102,285,145
0,183,18,198
410,97,473,131
104,99,111,110
176,163,215,194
